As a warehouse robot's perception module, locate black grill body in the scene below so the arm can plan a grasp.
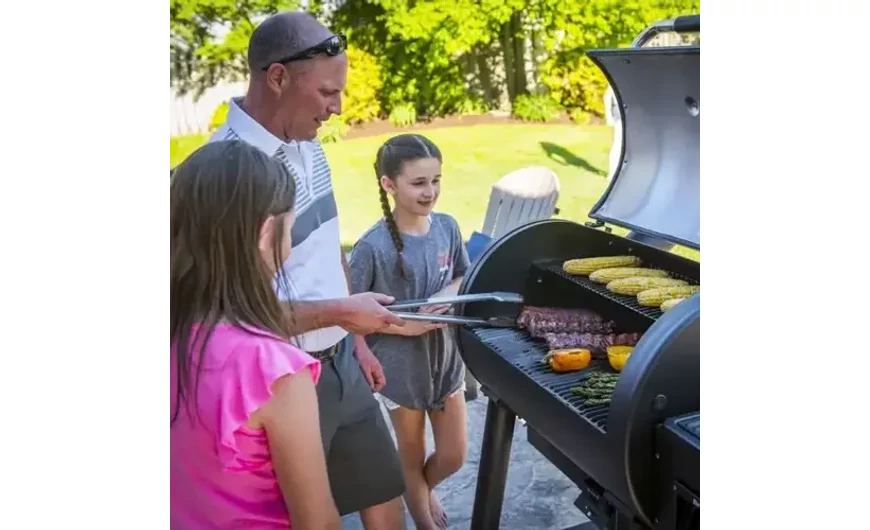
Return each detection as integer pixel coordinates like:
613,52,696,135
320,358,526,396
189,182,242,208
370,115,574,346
653,413,700,529
454,220,699,529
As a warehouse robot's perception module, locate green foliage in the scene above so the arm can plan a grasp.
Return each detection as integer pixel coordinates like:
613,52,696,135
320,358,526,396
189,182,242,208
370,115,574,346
457,97,488,116
569,107,595,125
512,94,562,122
541,56,609,117
318,115,349,144
170,0,701,120
342,47,383,124
389,103,417,127
536,0,701,116
170,0,299,99
170,134,208,169
209,101,229,131
331,0,527,118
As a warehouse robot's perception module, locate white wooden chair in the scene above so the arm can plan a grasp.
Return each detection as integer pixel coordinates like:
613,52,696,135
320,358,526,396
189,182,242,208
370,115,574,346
479,166,561,242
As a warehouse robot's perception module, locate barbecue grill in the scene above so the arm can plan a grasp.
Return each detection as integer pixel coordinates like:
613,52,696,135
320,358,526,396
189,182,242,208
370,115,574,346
451,15,700,530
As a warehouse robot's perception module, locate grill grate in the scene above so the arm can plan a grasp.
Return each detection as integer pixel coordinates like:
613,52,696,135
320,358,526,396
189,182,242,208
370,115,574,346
535,260,698,320
472,327,615,432
674,414,700,441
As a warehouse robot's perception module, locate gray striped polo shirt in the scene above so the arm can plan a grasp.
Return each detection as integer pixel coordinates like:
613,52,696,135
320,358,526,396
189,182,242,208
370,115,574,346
208,97,349,352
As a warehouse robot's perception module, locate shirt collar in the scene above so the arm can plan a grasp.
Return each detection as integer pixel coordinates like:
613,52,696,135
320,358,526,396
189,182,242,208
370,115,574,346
225,97,285,155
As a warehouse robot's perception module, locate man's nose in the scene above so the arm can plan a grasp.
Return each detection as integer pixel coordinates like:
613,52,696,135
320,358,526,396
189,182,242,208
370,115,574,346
329,98,342,116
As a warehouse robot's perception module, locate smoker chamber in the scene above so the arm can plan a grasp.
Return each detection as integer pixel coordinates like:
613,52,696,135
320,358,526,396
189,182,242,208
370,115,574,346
451,14,700,530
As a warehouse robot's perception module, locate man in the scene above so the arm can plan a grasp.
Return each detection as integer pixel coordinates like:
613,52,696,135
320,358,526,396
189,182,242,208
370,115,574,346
209,11,408,530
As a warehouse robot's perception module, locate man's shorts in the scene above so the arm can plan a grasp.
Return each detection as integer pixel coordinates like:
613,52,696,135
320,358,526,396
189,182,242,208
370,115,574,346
375,382,466,412
313,335,406,516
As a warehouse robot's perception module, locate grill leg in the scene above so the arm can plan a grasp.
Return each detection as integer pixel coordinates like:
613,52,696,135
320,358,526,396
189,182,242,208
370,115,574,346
471,397,517,530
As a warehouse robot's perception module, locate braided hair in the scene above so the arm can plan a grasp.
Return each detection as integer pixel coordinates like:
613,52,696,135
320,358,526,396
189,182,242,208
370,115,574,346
373,133,443,279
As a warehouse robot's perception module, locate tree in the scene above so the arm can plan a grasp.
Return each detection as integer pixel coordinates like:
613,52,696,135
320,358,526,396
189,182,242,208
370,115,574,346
170,0,300,99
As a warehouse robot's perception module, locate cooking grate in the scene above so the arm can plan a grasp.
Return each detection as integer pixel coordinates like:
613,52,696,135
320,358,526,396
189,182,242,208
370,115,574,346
472,327,616,432
674,413,700,441
535,260,698,320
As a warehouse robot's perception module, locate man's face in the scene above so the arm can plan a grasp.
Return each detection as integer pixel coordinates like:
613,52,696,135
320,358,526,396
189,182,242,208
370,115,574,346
278,54,347,141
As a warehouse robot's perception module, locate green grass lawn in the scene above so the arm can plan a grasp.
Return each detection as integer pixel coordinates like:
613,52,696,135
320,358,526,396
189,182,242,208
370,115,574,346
170,124,699,261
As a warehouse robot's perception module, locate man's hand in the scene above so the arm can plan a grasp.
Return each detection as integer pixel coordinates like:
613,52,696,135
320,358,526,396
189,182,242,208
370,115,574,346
353,337,386,392
336,292,405,335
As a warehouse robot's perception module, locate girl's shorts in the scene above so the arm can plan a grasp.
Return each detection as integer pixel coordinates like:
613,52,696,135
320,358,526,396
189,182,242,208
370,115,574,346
376,382,466,412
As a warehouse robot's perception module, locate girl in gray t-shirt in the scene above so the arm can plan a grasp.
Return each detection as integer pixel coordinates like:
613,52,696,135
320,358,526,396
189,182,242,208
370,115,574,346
348,133,470,530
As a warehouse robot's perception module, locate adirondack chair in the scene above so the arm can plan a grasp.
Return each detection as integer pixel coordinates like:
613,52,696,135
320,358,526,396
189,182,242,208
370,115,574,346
465,165,561,263
463,166,560,401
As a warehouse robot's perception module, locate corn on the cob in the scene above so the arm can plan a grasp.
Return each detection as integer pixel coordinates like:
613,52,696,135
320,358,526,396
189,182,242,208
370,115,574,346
606,277,688,296
660,297,687,311
589,267,670,284
562,255,641,276
637,286,700,307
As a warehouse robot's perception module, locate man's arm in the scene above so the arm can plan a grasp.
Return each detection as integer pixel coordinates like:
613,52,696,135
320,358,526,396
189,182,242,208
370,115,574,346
280,299,349,336
278,244,352,334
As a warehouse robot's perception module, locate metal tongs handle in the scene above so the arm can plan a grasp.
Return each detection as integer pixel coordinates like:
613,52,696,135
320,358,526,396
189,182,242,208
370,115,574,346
386,291,523,311
392,312,517,328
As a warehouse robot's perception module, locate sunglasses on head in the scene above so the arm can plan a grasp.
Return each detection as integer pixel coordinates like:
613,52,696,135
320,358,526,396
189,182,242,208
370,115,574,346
263,32,347,70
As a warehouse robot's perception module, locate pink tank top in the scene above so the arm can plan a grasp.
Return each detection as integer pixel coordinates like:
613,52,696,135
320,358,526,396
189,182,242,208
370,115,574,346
170,323,321,529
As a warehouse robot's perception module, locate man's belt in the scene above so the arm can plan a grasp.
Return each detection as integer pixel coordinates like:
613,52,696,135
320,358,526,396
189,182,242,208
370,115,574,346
310,343,340,362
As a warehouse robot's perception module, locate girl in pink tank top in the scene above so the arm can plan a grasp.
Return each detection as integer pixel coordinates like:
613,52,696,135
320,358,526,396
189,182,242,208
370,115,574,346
170,140,340,529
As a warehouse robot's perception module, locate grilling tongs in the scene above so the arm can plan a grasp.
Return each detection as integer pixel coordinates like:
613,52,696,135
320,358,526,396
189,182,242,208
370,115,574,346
386,291,523,328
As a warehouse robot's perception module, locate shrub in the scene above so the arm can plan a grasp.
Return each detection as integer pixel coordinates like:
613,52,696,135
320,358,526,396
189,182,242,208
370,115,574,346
512,94,562,122
540,55,608,118
456,96,488,116
389,103,417,127
317,115,349,144
342,47,383,125
209,101,229,131
569,108,595,125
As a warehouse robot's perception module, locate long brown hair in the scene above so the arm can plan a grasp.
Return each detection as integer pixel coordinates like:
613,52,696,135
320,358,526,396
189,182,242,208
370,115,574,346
373,133,443,278
170,140,296,425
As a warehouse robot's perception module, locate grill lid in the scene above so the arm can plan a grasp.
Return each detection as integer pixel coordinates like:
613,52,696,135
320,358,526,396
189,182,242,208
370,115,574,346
586,44,700,250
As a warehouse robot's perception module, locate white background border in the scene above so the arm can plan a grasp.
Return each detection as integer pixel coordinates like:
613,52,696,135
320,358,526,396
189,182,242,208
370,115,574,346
1,0,868,528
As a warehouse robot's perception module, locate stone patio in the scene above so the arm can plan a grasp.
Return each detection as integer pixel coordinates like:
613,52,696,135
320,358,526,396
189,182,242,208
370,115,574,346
341,396,591,530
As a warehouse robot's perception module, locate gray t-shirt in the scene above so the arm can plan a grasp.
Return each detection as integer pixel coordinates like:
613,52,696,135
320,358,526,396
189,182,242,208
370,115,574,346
348,212,471,411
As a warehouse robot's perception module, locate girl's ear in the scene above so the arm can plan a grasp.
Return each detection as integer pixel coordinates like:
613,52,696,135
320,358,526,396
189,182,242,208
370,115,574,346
258,215,277,257
380,175,396,196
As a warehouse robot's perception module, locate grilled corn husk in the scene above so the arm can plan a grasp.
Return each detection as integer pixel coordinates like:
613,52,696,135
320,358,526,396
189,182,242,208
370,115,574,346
606,276,688,296
589,267,670,284
660,297,687,312
562,255,641,276
637,286,700,307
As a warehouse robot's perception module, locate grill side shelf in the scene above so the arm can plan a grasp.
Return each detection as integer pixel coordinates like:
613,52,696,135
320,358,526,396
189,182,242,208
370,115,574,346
533,260,689,321
675,413,700,440
471,327,615,433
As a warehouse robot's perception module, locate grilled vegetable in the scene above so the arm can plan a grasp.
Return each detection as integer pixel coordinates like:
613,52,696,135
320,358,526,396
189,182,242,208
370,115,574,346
637,286,700,307
572,387,614,398
660,297,687,311
606,276,688,296
562,255,641,276
586,374,619,384
570,372,619,406
546,348,592,372
589,267,670,284
607,345,634,372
